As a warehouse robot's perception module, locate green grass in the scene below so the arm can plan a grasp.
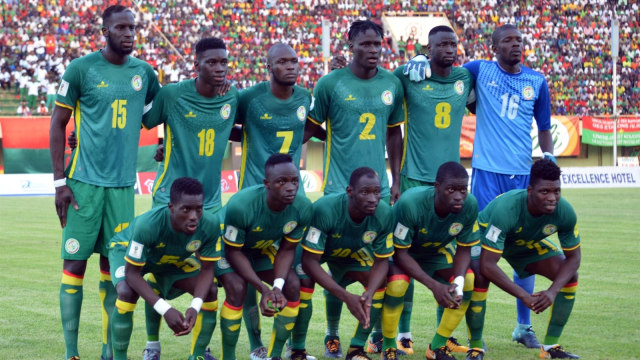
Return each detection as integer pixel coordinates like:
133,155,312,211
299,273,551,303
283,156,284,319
0,189,639,359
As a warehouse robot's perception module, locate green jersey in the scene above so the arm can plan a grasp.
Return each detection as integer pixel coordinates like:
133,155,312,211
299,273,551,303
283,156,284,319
393,186,479,261
111,206,221,274
222,185,312,260
479,189,581,258
237,82,311,189
143,79,238,210
55,51,160,187
301,193,394,266
308,67,404,197
394,65,474,183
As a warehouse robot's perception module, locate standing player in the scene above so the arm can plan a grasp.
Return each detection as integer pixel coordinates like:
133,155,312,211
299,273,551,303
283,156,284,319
217,154,312,360
301,167,394,360
108,177,221,360
477,159,581,359
49,6,160,360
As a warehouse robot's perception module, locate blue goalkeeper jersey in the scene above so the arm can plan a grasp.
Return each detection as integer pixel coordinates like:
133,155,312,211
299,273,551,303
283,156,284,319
464,60,551,175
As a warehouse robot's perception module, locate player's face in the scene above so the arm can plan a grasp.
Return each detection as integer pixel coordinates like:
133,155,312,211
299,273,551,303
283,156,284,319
169,193,204,235
528,179,561,215
435,177,468,214
349,29,382,71
195,49,228,87
348,175,381,216
428,32,458,68
265,162,299,205
103,11,136,56
493,28,523,66
269,47,299,86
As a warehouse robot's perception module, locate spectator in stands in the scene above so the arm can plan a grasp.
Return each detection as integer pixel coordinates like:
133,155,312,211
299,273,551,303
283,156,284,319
16,100,30,116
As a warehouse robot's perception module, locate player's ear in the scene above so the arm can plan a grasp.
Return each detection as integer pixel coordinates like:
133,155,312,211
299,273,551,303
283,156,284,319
346,185,353,196
101,25,109,37
263,178,270,189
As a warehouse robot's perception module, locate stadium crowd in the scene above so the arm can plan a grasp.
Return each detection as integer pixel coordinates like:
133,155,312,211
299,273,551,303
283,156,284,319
1,0,638,116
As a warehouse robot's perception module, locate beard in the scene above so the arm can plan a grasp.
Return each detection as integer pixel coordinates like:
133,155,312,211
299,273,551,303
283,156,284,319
107,35,134,56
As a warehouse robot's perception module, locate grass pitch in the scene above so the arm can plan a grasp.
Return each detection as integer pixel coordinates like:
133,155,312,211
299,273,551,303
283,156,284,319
0,188,639,359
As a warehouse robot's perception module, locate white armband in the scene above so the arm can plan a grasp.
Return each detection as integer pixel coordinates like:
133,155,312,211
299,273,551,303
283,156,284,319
53,178,67,188
190,297,203,312
273,277,285,291
153,298,172,316
453,276,465,297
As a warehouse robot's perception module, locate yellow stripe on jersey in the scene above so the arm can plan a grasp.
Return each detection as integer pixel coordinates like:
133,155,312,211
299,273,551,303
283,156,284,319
307,116,322,126
238,127,248,190
125,257,145,267
301,244,323,254
481,244,502,254
199,255,221,262
393,242,411,249
457,239,481,247
562,243,581,252
68,100,81,178
55,100,74,111
153,124,172,196
284,235,301,243
223,238,243,247
321,117,332,192
374,250,394,258
400,98,409,170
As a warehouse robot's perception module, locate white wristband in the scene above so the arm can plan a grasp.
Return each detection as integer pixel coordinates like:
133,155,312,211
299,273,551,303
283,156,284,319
153,298,172,316
273,278,285,291
53,178,67,188
453,276,465,297
190,297,203,312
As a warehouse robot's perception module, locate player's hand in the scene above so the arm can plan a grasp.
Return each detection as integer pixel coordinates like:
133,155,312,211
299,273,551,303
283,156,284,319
217,79,232,96
329,55,347,71
542,152,557,164
344,292,369,328
179,307,198,335
530,289,556,313
403,54,431,82
154,144,165,162
67,131,77,150
431,282,461,309
163,308,188,335
259,289,285,317
55,185,78,228
390,182,401,205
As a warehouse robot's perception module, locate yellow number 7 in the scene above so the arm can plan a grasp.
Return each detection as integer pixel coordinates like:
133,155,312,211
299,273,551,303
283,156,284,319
276,131,293,153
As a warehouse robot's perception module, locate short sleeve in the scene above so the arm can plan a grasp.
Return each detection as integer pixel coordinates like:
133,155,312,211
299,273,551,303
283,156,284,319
307,76,329,125
455,195,480,246
144,65,161,105
558,201,581,251
302,200,332,254
392,197,416,248
285,197,313,243
372,203,395,258
463,60,481,81
142,85,172,129
388,79,405,127
533,77,551,131
123,220,156,266
55,59,83,110
222,197,250,248
198,213,223,261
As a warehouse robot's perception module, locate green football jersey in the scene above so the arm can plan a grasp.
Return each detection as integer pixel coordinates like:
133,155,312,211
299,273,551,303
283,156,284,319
308,67,404,197
393,186,479,261
394,65,474,183
222,185,312,259
55,51,160,187
478,189,581,258
143,80,238,210
111,206,221,274
237,82,311,189
301,193,394,266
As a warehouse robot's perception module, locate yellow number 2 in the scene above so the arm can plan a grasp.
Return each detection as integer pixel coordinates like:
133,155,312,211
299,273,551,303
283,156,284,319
434,102,451,129
276,131,293,153
111,99,127,129
359,113,376,140
197,129,215,156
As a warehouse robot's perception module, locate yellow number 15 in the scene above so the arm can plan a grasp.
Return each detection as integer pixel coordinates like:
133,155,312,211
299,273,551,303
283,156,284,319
111,99,127,129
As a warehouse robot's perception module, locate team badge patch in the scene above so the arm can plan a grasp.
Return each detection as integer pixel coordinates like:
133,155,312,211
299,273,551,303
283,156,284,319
448,223,463,236
362,231,377,244
306,226,321,244
297,106,307,121
65,238,80,254
470,245,481,258
128,241,144,259
394,223,409,240
186,240,202,252
220,104,231,119
115,265,125,279
542,224,557,236
522,86,534,100
131,75,143,91
381,90,393,105
58,80,69,96
217,257,230,269
283,221,298,234
485,225,501,243
225,225,238,242
454,80,465,95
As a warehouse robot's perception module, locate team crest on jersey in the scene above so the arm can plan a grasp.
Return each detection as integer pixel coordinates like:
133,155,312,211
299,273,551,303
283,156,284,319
542,224,557,236
217,257,230,269
283,221,297,234
362,231,377,244
131,75,143,91
454,80,465,95
448,223,463,236
522,86,534,100
65,238,80,254
220,104,231,119
115,265,125,279
381,90,393,105
297,106,307,121
186,240,202,252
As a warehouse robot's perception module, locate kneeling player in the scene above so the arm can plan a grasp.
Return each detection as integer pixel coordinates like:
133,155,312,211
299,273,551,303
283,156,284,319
108,177,221,360
301,167,394,360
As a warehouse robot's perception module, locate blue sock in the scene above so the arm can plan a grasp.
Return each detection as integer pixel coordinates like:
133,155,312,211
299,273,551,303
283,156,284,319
514,271,534,325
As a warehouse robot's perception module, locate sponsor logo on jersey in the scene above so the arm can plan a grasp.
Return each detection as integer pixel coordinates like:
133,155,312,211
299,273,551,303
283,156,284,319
217,257,230,269
97,81,109,88
422,84,434,91
65,238,80,254
283,221,297,234
224,225,238,242
449,222,463,236
515,227,523,233
331,233,342,238
128,241,144,259
485,225,501,243
522,86,534,100
131,75,143,91
454,80,465,95
115,265,125,279
381,90,393,105
58,79,69,96
306,226,321,244
297,106,306,121
487,80,498,87
394,223,409,240
574,225,579,238
419,228,428,234
260,113,272,120
186,240,202,252
156,242,166,248
542,224,557,236
362,231,377,244
185,111,196,118
251,226,263,232
220,104,231,119
344,94,356,101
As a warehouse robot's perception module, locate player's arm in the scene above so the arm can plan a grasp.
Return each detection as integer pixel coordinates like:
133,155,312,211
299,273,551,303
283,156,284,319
534,77,554,155
479,247,535,307
270,236,297,307
183,259,216,332
303,119,325,143
386,125,402,204
531,246,580,313
49,104,77,228
228,125,242,142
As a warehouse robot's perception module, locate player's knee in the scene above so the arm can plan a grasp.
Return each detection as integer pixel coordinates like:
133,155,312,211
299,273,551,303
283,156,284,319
223,279,247,305
386,274,410,297
205,283,218,302
115,281,138,302
300,277,315,289
283,270,301,300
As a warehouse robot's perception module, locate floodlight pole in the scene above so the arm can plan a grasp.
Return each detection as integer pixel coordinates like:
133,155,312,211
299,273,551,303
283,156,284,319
611,19,619,166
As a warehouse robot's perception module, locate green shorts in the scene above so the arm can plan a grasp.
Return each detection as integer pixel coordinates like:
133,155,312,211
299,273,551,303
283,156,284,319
503,238,564,278
412,244,456,284
214,246,276,277
326,261,371,287
62,178,134,259
294,244,309,280
400,175,434,192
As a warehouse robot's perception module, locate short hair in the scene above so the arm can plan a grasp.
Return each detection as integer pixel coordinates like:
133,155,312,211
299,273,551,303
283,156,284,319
170,177,203,204
102,5,131,26
265,153,294,175
349,167,378,187
492,24,519,46
435,162,469,184
267,43,294,64
348,20,383,42
195,37,226,57
429,25,454,38
529,159,561,186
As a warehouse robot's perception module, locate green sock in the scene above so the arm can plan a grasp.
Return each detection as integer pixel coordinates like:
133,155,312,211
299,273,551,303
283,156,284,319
350,289,384,348
291,287,314,350
466,288,488,349
324,289,342,343
220,301,243,360
189,300,218,359
382,276,409,350
544,282,577,345
145,275,162,342
111,300,136,360
268,300,299,358
61,271,83,359
369,318,382,344
436,305,444,327
243,285,263,351
99,271,116,359
399,278,414,333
